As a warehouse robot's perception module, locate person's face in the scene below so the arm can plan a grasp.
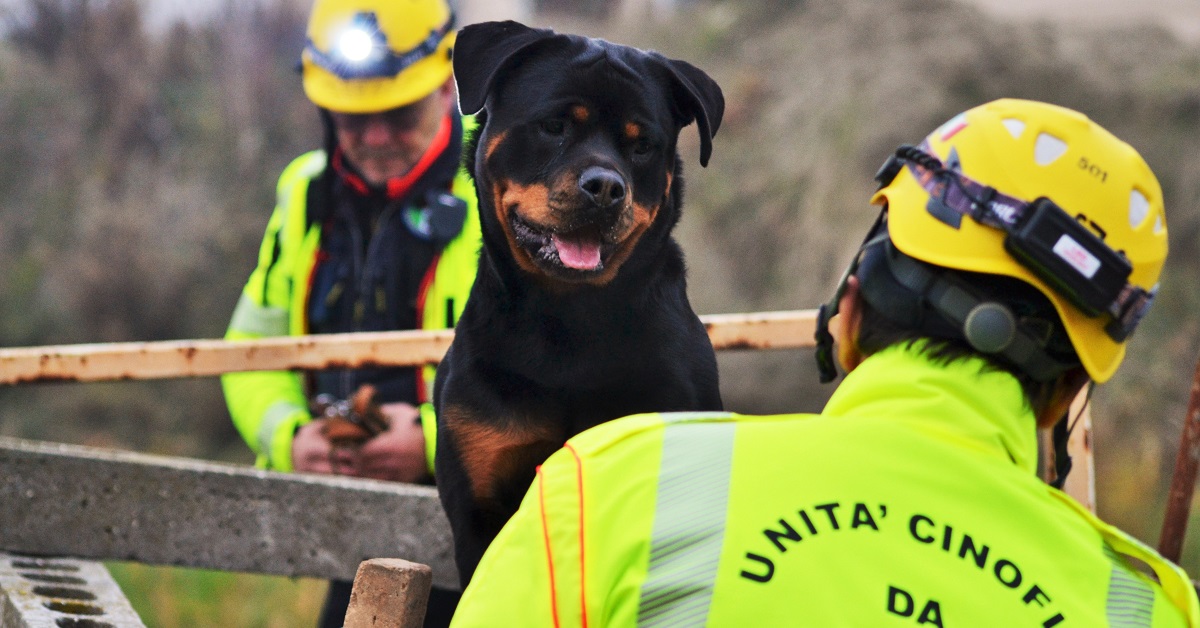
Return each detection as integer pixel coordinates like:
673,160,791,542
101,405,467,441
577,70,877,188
330,79,454,185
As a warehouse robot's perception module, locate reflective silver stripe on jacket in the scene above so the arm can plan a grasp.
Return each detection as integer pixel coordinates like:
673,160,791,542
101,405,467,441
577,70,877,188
258,400,306,463
1105,545,1155,627
638,413,736,627
229,293,289,337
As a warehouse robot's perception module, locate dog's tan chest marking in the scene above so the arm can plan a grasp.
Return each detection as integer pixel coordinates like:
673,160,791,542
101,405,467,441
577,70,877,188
443,405,564,505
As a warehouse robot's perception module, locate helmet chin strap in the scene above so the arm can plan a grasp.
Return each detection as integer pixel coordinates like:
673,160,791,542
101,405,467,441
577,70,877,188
814,211,887,383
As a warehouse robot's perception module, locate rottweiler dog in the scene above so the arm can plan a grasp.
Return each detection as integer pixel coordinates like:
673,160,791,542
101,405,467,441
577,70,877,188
434,20,725,587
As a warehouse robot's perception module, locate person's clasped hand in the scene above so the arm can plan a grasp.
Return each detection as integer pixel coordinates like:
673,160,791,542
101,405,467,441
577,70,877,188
358,402,429,483
291,402,429,484
292,418,361,476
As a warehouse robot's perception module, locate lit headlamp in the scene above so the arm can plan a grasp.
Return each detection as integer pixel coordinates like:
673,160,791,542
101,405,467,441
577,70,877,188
305,11,455,80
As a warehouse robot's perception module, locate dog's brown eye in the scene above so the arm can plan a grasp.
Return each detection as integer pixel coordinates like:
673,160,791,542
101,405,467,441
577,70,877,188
632,138,653,156
540,118,566,136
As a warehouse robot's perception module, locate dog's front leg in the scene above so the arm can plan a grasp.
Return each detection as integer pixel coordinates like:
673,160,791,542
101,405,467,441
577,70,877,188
436,404,564,587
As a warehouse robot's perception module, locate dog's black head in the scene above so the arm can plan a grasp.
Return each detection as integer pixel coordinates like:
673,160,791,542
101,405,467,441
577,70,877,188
454,21,724,287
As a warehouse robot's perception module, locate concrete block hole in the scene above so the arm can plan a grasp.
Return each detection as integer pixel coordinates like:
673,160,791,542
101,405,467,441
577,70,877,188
20,573,88,585
56,619,116,628
44,600,105,615
14,559,81,572
34,585,97,600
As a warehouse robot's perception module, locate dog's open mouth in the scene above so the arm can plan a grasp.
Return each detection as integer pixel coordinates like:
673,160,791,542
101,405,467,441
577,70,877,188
511,213,615,276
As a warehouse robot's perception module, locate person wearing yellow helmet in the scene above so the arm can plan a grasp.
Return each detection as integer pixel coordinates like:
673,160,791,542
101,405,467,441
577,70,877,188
449,99,1198,626
221,0,478,625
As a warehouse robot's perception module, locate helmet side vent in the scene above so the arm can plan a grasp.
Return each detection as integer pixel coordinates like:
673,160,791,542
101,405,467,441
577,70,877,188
1129,189,1150,229
1034,133,1068,166
1001,119,1026,139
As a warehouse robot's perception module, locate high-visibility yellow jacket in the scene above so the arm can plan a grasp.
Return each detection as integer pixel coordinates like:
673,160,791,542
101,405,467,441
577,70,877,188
221,138,479,473
453,343,1200,627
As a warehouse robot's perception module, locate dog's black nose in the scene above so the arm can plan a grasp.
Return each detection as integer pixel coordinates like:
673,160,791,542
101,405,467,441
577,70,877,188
578,166,626,209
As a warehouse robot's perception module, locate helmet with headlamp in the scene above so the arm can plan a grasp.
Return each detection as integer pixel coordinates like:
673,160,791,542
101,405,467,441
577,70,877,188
815,99,1168,384
301,0,456,113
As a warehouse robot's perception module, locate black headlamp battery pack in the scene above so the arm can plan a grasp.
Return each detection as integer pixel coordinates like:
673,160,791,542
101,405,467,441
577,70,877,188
1003,198,1131,317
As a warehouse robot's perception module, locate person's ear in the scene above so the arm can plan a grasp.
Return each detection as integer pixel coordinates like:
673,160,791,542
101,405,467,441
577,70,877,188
438,76,457,107
1036,367,1090,428
834,275,867,373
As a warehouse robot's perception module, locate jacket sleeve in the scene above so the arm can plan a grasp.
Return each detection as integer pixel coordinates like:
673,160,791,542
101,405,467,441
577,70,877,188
221,156,323,471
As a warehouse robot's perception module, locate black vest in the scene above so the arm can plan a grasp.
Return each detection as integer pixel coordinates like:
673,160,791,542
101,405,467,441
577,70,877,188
306,116,464,403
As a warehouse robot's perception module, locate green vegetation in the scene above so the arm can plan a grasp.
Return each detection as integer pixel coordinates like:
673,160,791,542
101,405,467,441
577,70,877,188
105,562,326,627
1,0,1199,624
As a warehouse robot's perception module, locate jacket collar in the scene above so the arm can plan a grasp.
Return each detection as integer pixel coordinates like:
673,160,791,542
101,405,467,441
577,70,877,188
821,342,1039,474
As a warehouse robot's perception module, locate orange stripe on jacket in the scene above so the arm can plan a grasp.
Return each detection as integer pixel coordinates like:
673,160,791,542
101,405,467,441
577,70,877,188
538,465,562,628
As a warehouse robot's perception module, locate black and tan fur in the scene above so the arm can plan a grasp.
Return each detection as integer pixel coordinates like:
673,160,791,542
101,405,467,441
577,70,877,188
434,20,725,587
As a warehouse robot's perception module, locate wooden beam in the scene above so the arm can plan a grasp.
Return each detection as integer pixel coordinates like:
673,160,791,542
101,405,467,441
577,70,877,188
0,329,456,385
702,309,818,351
0,310,820,385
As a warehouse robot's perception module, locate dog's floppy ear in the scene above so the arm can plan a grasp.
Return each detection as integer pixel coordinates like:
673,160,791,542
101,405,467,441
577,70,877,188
454,21,557,115
658,58,725,168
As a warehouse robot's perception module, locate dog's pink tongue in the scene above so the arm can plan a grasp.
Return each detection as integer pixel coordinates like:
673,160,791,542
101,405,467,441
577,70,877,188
552,233,602,270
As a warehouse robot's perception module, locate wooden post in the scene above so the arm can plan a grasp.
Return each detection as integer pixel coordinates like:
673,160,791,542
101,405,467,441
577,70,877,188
1037,388,1096,513
1159,354,1200,563
344,559,433,628
1064,392,1095,512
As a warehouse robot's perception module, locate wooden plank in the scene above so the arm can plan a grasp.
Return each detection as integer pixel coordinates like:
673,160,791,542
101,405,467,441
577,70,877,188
0,329,456,385
0,310,820,384
0,437,459,590
702,309,818,351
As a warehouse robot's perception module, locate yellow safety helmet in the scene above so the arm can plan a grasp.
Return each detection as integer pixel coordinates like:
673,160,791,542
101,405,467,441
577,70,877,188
870,99,1167,382
301,0,456,113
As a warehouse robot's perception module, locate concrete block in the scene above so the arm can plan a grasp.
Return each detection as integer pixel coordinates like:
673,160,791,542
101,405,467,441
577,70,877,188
0,552,144,627
0,437,459,589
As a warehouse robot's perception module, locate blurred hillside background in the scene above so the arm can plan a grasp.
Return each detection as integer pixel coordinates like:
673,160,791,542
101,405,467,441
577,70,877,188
1,0,1198,624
